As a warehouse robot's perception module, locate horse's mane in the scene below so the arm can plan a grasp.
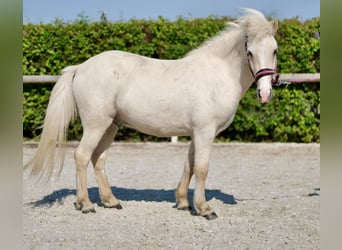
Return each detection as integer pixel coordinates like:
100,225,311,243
235,8,275,40
187,8,275,57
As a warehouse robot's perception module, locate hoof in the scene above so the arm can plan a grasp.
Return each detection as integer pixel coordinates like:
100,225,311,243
114,204,123,210
75,202,96,213
204,212,218,220
177,205,192,211
82,207,96,214
103,202,123,210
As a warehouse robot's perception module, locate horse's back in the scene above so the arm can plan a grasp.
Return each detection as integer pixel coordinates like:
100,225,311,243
70,50,239,137
70,51,193,136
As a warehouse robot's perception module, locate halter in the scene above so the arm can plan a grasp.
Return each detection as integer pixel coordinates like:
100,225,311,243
245,40,279,85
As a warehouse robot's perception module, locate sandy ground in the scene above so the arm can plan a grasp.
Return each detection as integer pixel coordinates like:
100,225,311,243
23,142,320,250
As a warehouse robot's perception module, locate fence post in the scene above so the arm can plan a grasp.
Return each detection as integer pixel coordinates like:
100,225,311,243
171,136,178,143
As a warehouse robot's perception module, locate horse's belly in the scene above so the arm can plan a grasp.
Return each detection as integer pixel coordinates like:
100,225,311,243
115,99,192,137
114,75,194,136
116,114,191,137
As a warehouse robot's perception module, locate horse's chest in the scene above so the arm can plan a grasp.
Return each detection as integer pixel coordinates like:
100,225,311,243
216,114,236,135
214,99,239,134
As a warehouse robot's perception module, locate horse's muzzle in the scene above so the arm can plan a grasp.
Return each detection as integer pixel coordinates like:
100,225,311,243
258,88,272,103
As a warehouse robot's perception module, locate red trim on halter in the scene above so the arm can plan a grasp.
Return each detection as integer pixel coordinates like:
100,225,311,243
255,68,280,85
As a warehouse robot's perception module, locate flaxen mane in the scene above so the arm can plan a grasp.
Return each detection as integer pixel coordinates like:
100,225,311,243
236,8,276,39
187,8,275,57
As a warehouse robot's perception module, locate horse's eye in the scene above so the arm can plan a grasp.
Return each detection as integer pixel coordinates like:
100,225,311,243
274,49,278,55
247,50,253,57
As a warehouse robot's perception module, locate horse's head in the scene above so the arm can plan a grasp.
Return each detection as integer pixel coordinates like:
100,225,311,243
242,10,279,103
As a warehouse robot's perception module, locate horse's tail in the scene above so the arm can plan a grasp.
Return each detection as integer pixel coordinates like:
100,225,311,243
25,65,79,180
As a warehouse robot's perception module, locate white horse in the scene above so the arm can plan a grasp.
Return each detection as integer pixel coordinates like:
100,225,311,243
25,9,278,220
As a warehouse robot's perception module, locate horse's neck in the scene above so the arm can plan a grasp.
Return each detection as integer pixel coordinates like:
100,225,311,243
186,29,254,97
203,29,255,96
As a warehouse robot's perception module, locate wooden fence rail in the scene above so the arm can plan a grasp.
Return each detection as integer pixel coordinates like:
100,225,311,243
23,73,320,84
23,73,320,143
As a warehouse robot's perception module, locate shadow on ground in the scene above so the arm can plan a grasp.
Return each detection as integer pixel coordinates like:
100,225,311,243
29,187,237,207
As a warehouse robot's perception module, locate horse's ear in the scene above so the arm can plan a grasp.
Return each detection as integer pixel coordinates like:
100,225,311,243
270,19,278,35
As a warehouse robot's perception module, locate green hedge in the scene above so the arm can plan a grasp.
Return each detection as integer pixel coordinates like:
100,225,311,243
23,16,320,142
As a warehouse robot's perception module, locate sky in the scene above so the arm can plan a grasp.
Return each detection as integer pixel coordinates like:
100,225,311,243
23,0,320,24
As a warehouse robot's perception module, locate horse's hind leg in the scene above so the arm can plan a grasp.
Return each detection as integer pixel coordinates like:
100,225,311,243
74,118,114,213
176,141,194,210
91,123,122,209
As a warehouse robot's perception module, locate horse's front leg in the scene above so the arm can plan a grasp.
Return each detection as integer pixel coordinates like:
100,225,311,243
192,130,217,220
176,141,194,210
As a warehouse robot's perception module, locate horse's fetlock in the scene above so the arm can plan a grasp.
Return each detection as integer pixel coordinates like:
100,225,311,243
75,200,96,213
194,200,212,215
102,198,121,209
177,203,191,211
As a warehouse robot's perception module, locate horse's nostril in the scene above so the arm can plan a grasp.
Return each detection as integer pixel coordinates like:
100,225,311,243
257,89,261,98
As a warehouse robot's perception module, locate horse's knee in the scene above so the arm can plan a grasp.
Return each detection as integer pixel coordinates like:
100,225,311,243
194,163,209,179
74,147,91,168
